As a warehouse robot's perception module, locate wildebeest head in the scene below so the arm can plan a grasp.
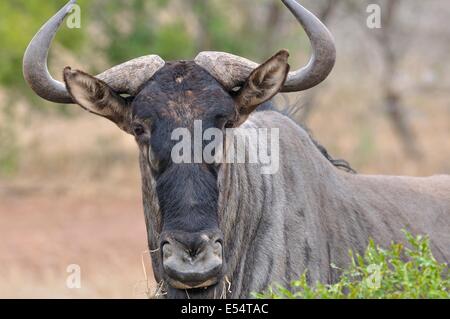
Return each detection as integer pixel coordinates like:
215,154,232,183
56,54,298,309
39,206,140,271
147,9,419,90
23,0,335,292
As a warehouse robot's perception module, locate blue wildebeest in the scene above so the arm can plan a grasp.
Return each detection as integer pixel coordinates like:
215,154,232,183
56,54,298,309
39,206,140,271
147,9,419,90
23,0,450,298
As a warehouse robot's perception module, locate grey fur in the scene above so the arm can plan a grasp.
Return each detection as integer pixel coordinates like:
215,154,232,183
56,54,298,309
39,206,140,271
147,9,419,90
141,110,450,298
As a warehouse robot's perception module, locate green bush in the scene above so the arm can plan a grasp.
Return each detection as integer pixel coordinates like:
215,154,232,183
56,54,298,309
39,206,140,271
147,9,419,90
255,231,449,299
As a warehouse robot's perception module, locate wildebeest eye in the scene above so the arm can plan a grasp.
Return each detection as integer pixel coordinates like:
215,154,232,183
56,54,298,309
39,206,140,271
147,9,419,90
133,124,145,137
215,114,234,129
224,120,234,128
231,86,242,93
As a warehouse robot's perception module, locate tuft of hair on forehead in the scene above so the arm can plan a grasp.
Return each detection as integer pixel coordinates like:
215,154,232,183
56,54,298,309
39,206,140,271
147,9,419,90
132,61,236,122
147,61,223,92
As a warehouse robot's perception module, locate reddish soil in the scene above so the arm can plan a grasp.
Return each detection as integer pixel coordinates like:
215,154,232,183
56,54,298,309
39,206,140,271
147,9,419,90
0,191,156,298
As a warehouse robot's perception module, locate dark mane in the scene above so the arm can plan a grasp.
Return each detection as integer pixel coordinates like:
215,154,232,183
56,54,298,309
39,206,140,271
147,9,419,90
305,132,356,174
258,100,357,174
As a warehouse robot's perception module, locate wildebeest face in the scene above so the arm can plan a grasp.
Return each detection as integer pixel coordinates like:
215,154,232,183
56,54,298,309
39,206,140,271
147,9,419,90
62,51,290,290
132,61,235,289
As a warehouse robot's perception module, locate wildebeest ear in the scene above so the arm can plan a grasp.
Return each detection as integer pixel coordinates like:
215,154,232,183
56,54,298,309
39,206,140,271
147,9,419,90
63,67,132,134
234,50,290,124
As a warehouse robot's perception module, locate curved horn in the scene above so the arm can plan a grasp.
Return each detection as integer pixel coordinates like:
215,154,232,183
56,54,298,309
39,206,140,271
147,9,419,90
195,0,336,92
281,0,336,92
23,0,164,104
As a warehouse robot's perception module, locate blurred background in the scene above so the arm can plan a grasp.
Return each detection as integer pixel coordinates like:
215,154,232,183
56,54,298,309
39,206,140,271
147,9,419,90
0,0,449,298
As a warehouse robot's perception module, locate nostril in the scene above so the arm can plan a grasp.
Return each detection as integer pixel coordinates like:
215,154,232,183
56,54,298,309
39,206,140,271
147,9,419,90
214,238,223,249
161,240,170,248
162,242,172,258
212,239,223,257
